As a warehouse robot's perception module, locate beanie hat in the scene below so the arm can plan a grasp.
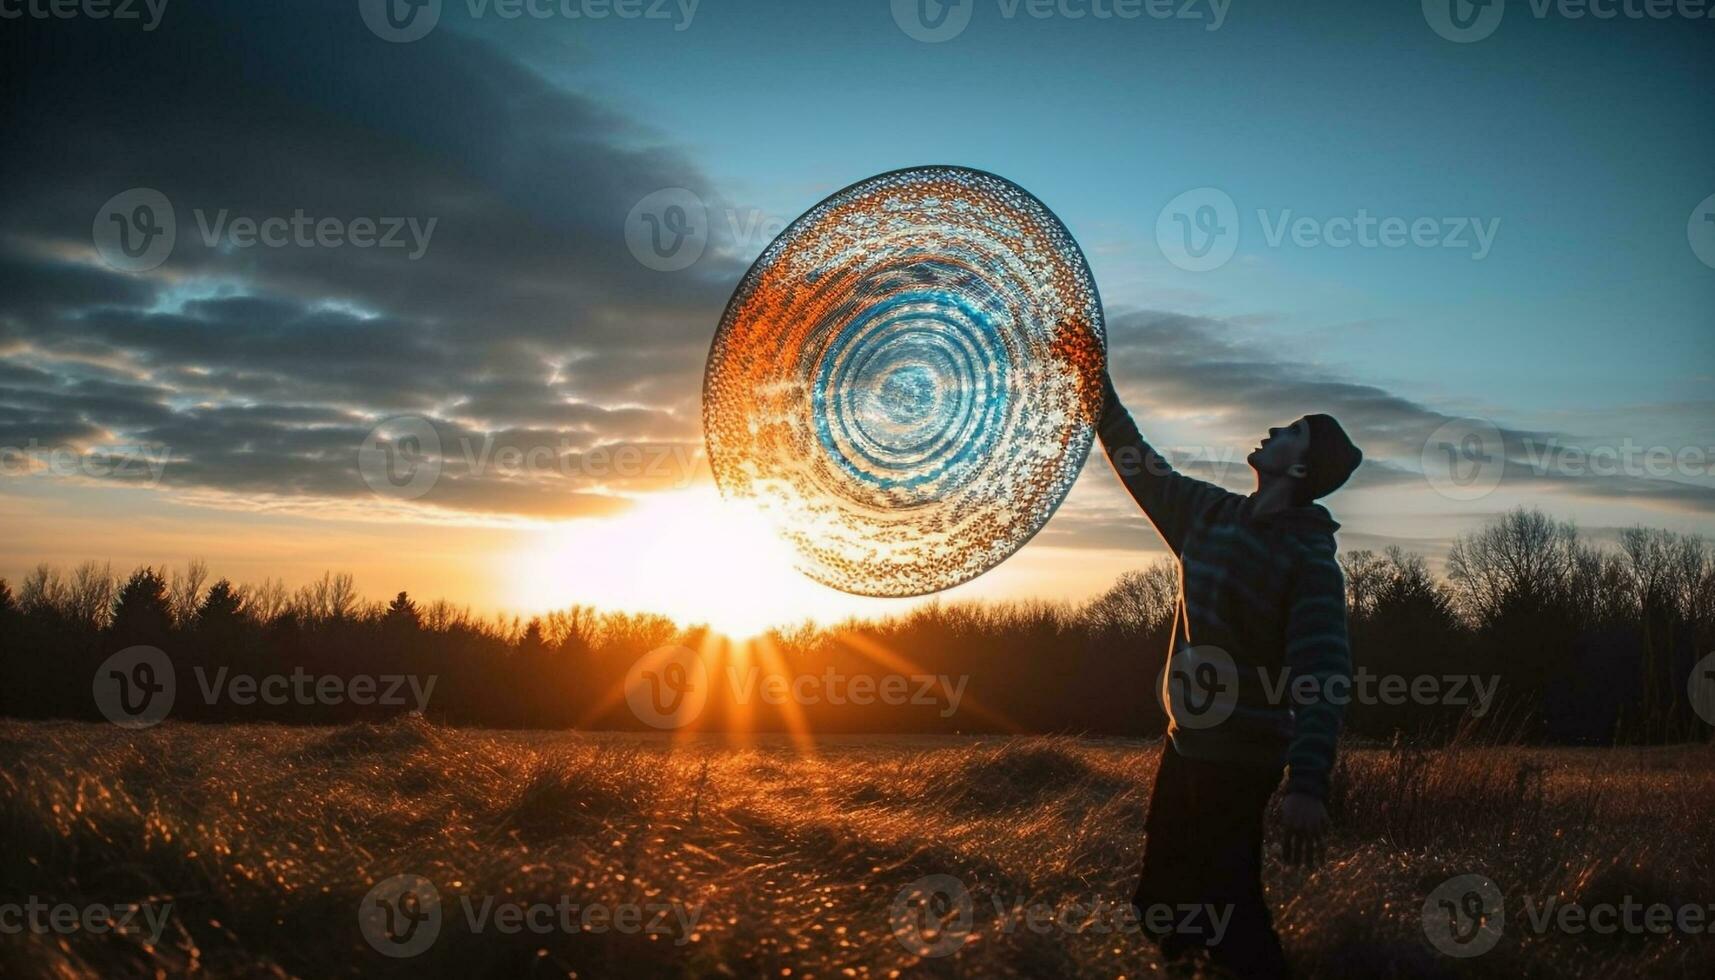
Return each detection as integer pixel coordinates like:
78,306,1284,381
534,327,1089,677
1296,414,1362,504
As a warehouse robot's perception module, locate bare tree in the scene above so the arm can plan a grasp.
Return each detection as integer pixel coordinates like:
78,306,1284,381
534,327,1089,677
1619,527,1680,616
422,598,467,633
1565,542,1632,626
168,559,209,628
326,572,357,621
241,578,290,625
1667,534,1710,627
66,560,116,629
1083,558,1179,633
1340,549,1390,622
1446,508,1579,625
18,564,68,619
291,571,359,623
1678,538,1715,635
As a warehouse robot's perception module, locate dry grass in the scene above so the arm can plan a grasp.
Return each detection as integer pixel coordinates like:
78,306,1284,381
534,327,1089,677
0,720,1711,978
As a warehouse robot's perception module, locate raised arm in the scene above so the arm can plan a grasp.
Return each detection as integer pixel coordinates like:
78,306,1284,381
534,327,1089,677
1096,374,1237,555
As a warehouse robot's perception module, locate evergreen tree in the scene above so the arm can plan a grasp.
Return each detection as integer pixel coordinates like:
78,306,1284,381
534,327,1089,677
110,567,172,647
383,591,421,631
197,578,245,630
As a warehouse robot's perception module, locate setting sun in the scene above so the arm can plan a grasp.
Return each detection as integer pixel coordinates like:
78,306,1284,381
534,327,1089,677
504,487,882,637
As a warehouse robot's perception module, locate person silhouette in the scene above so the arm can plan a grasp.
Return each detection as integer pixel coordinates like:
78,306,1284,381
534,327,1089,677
1097,369,1361,978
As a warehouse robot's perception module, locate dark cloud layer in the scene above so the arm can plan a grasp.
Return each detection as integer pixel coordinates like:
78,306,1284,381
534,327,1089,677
0,1,741,517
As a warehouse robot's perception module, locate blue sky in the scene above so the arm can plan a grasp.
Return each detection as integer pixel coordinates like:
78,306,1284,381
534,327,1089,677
503,0,1712,410
0,0,1710,625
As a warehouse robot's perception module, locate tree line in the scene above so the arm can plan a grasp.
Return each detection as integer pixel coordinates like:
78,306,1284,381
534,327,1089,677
0,507,1710,743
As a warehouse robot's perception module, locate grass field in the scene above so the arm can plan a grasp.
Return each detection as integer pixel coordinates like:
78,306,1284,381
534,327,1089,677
1,719,1711,978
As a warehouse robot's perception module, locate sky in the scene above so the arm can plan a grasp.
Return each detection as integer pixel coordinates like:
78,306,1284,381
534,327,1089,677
1,0,1712,633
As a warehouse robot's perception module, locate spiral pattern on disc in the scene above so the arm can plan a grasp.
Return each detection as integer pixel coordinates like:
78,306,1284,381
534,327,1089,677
703,167,1105,597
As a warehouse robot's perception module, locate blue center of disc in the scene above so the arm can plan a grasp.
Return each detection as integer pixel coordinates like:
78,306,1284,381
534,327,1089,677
812,288,1010,492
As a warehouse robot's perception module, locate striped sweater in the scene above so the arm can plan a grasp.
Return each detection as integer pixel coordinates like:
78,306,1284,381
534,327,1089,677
1097,390,1352,800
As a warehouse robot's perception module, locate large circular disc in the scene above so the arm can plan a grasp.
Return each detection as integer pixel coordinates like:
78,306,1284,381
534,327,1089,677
703,166,1105,597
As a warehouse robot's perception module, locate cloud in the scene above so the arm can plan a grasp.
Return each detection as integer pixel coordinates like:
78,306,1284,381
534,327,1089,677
1060,309,1715,555
0,1,745,520
1,13,1708,540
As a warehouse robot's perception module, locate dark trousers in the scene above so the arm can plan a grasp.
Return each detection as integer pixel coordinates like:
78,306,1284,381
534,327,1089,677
1132,742,1289,979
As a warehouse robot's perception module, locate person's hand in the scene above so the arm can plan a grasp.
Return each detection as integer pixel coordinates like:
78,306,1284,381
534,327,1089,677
1278,792,1329,867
